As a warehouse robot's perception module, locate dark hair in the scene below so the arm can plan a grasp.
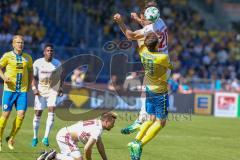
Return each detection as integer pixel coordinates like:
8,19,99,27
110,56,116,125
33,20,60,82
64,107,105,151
44,43,54,50
145,0,157,8
144,32,159,51
141,0,158,14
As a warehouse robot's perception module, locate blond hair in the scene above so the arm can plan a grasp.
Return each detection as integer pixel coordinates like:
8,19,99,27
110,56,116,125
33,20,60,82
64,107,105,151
12,35,24,43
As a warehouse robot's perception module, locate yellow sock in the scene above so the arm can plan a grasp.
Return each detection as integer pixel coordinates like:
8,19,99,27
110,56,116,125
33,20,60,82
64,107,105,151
0,116,8,141
9,116,24,139
141,121,162,146
135,120,153,141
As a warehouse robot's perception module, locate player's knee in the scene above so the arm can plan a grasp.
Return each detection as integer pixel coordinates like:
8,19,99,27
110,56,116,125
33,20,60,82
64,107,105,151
150,115,156,121
156,119,166,127
1,112,11,119
48,107,55,113
35,110,43,117
17,114,25,120
17,110,26,118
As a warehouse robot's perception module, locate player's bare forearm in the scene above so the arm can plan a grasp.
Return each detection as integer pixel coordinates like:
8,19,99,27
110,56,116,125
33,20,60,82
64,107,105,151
131,13,144,27
31,75,40,95
118,22,131,39
57,71,64,96
114,13,133,40
84,149,92,160
137,19,144,27
118,22,144,40
84,138,96,160
96,138,108,160
0,67,6,80
31,75,37,88
28,71,33,91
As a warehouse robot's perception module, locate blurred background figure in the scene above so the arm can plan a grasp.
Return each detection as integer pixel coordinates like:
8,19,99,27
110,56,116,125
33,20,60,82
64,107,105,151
71,67,86,88
230,78,240,92
179,78,193,94
123,72,142,91
168,73,180,111
108,75,121,91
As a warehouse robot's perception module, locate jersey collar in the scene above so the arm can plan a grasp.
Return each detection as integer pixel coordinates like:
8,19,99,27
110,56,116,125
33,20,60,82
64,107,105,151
12,50,23,56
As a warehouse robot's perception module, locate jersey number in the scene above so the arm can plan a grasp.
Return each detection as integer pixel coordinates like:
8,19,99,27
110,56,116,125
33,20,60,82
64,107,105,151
142,58,154,76
83,120,95,126
156,28,168,49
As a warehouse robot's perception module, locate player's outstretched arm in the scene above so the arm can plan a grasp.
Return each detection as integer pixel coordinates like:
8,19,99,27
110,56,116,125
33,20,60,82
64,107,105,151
131,12,144,27
113,13,144,40
96,137,108,160
84,138,97,160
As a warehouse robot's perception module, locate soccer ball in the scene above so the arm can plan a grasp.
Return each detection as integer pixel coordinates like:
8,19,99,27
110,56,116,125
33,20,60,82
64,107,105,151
144,6,160,22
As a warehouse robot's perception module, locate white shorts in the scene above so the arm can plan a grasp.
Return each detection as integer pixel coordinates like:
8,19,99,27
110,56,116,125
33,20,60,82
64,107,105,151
34,95,57,110
56,127,81,158
138,97,150,123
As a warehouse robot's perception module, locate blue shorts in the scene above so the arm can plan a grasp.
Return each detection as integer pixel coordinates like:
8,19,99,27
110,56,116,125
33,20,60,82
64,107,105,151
146,88,169,119
2,91,28,111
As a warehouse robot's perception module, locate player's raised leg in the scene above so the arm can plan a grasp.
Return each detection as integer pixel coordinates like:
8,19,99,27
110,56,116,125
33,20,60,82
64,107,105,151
121,97,147,135
129,92,169,160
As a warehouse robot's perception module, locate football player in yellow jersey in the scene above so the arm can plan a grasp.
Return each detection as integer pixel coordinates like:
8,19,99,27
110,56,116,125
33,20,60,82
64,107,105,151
129,33,172,160
114,4,172,136
0,35,33,151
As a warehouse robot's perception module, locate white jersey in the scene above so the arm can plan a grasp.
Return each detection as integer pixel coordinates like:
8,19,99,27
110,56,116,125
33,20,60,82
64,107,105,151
66,119,103,144
139,18,168,54
33,58,62,96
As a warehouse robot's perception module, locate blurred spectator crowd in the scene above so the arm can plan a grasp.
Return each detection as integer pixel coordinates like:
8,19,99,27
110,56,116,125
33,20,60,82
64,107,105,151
0,0,240,92
0,0,46,44
72,0,240,92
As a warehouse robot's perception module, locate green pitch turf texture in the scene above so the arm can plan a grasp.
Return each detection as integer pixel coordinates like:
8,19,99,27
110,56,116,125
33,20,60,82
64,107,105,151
0,108,239,160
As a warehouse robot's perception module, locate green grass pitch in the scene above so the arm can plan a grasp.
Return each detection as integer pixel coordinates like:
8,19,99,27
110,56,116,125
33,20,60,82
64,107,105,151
0,108,240,160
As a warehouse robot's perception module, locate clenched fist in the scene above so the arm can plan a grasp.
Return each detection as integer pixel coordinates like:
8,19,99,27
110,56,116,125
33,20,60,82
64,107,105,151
113,13,123,23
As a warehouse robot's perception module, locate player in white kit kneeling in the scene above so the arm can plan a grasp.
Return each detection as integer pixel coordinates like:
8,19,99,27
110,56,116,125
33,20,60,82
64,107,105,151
31,44,62,147
37,112,117,160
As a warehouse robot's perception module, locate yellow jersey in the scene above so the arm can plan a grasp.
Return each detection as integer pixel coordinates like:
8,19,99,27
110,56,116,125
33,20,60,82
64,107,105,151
139,46,173,94
0,51,33,92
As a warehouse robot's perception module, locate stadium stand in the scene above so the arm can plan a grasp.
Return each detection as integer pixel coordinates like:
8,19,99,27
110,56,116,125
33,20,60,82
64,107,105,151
0,0,239,91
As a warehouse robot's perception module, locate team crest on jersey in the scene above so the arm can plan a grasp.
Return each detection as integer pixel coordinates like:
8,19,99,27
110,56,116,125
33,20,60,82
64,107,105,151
24,57,29,62
16,62,23,69
3,104,8,110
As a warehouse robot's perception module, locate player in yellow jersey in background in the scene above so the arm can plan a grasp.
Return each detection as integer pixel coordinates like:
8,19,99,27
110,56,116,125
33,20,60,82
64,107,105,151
0,35,33,151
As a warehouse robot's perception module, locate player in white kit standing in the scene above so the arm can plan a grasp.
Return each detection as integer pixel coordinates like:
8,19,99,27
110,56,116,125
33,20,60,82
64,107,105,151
37,112,117,160
31,44,62,147
114,5,169,134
